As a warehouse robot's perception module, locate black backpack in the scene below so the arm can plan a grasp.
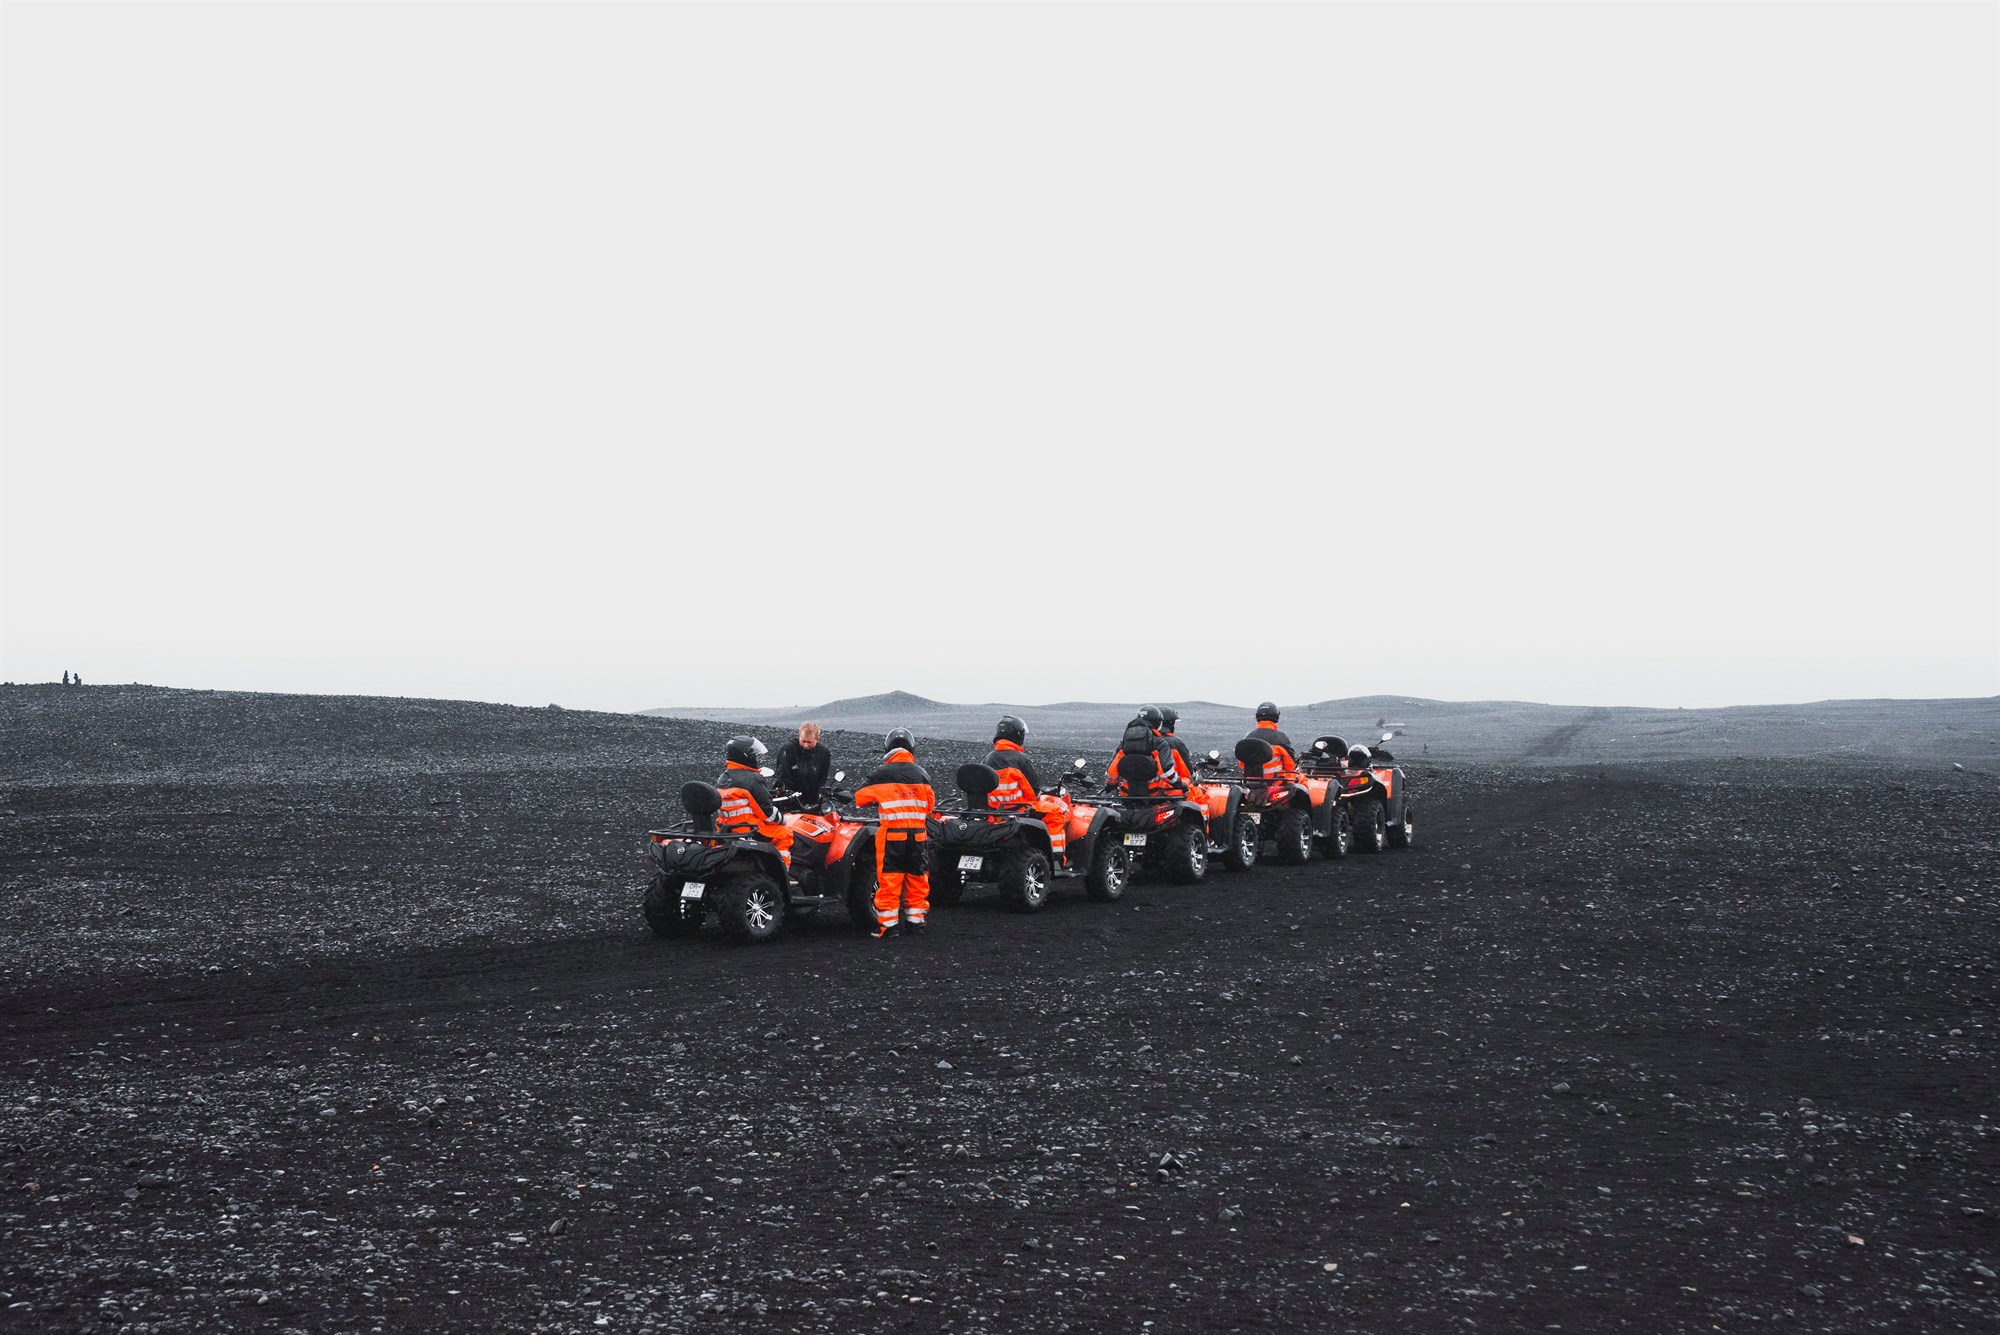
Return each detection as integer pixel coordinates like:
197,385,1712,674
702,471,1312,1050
1118,721,1163,786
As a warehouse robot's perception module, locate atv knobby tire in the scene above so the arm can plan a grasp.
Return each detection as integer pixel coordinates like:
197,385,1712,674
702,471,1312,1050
845,856,879,931
717,871,786,943
1353,798,1388,854
1322,803,1353,859
1221,813,1259,872
643,872,704,939
1387,800,1415,849
1156,820,1208,884
1271,806,1314,866
1085,838,1129,902
999,850,1053,912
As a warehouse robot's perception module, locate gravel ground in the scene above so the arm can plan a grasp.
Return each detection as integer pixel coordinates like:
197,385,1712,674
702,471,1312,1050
2,685,1996,1334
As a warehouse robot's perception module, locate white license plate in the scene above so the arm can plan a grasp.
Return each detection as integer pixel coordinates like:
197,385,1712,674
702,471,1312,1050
957,855,984,871
680,880,706,900
1247,812,1262,824
1123,833,1148,847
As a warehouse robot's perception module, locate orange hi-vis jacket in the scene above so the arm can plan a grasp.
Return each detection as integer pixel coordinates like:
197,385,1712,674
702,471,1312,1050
988,738,1068,858
854,750,936,836
1249,720,1298,778
1110,730,1193,794
985,738,1042,805
717,760,794,862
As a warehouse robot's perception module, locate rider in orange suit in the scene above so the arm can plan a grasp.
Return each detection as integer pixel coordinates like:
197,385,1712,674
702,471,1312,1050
853,728,937,937
986,715,1070,864
715,735,794,868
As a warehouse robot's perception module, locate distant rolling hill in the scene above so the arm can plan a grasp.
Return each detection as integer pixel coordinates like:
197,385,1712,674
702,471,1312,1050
641,692,2000,767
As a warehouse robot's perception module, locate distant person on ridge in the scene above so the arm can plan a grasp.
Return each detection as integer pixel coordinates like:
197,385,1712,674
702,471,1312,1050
62,671,70,686
853,729,936,938
715,735,793,869
1240,702,1297,778
775,723,832,807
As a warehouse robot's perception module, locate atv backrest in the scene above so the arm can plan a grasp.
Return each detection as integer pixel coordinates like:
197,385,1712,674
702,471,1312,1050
680,781,723,833
956,763,1001,804
1119,749,1160,790
1235,736,1275,773
1314,736,1348,761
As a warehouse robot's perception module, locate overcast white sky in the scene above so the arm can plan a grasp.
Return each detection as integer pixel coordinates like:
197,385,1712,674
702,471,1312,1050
3,2,1995,712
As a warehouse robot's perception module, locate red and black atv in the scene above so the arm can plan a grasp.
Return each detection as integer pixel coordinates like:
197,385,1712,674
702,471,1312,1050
1302,733,1414,853
642,772,879,944
1203,735,1354,864
1074,752,1212,884
928,760,1128,911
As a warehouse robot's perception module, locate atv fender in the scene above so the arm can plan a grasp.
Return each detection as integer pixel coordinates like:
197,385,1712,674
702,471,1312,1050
1203,784,1243,843
1067,806,1118,872
825,826,874,902
726,846,791,889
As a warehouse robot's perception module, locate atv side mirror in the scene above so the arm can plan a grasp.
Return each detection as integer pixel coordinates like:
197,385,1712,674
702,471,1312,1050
760,766,775,778
1381,732,1394,743
833,770,845,782
1073,757,1087,770
1208,749,1221,762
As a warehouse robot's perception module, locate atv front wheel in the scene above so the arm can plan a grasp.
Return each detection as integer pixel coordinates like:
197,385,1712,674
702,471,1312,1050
998,850,1053,912
1085,839,1129,902
717,872,786,943
1221,814,1259,872
1387,801,1415,849
1353,799,1388,854
1271,806,1314,866
643,872,703,939
845,857,879,931
1156,820,1208,884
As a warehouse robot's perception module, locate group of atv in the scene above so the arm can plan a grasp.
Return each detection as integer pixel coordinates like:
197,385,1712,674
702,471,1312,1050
641,721,1415,945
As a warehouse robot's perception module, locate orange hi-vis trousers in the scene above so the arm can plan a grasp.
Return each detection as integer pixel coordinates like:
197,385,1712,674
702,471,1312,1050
873,830,930,930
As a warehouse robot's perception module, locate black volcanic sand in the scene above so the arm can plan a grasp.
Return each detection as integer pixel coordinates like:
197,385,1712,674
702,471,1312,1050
2,685,1997,1334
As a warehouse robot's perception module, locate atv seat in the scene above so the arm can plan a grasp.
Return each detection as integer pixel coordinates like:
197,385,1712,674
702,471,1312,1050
1235,736,1275,775
956,763,1002,806
680,781,723,833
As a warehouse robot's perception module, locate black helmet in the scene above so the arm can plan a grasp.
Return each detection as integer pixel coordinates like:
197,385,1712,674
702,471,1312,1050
1159,706,1179,733
884,727,916,756
1255,701,1280,723
1347,744,1372,767
995,715,1028,745
726,734,768,767
1136,705,1165,730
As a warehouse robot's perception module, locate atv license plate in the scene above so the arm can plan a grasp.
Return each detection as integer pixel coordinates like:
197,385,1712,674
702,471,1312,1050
1247,812,1261,824
680,881,706,900
1123,833,1148,847
957,856,984,871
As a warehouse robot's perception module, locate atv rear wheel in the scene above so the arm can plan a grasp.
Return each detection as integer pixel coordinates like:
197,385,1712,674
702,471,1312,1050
998,850,1053,912
1322,804,1353,859
1353,798,1388,854
643,872,703,939
1157,820,1208,884
1271,806,1314,866
927,848,966,907
1085,838,1129,902
1387,800,1415,849
717,871,785,943
845,856,879,931
1221,813,1259,872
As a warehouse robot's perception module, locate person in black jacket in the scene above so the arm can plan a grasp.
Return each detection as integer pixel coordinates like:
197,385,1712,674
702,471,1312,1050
775,722,833,806
1158,706,1195,776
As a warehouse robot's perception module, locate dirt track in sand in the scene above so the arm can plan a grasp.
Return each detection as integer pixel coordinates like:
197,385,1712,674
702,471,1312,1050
2,686,1997,1334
